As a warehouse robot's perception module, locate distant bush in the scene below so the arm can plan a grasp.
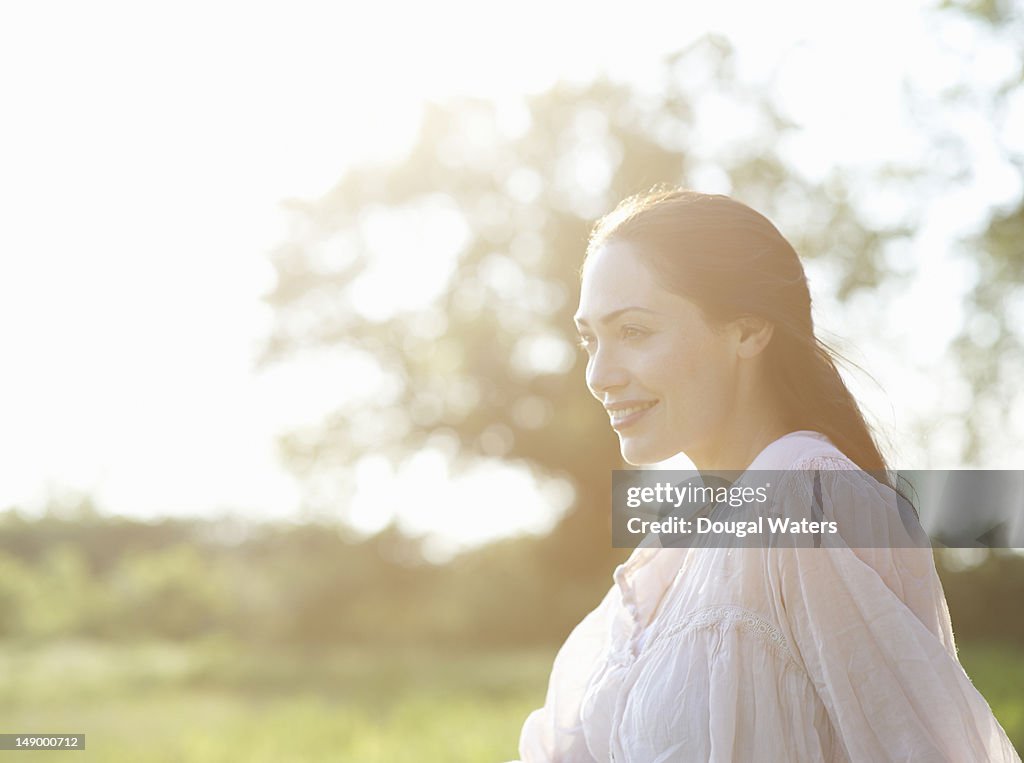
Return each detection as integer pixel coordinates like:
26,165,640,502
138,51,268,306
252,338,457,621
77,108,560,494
0,508,1021,648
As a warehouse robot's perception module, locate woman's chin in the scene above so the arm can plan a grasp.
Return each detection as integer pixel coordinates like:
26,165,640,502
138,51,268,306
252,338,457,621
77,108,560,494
619,439,670,466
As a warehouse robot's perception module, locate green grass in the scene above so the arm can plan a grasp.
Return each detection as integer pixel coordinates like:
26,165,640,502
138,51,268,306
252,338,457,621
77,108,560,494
957,642,1024,752
0,639,1019,761
0,640,554,762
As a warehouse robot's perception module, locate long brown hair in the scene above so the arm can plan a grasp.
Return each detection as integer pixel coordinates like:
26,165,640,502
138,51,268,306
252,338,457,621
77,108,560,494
584,186,891,475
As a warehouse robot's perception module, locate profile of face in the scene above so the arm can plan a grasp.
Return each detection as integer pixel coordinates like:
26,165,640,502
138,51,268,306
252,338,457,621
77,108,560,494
574,240,745,466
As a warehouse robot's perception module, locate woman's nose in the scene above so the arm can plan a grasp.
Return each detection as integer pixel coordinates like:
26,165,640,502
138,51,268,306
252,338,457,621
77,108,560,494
586,346,629,396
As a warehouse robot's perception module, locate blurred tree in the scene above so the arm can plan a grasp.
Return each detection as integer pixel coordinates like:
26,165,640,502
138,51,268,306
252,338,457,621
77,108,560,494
937,0,1024,464
260,34,911,586
905,0,1024,464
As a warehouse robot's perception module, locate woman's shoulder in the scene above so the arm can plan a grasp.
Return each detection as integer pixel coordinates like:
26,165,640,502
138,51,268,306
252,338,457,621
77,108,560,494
749,429,852,472
766,436,930,551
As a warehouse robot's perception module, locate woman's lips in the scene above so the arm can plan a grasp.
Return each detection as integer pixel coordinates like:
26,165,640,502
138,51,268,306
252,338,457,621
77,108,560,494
609,400,659,430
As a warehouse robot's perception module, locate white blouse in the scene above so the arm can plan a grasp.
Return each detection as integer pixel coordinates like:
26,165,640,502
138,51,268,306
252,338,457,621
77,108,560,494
510,431,1020,762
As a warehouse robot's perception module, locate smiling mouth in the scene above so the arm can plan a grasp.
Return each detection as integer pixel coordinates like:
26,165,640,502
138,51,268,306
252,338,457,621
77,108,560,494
609,400,659,429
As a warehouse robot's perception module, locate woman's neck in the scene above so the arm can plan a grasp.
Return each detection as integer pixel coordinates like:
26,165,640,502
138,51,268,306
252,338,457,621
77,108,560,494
688,383,793,477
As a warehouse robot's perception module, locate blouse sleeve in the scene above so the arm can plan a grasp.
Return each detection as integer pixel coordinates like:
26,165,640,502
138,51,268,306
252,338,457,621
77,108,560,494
770,463,1021,762
511,584,618,763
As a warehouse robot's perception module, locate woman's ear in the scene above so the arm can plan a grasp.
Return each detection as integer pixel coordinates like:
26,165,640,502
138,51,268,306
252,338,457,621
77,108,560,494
734,315,774,359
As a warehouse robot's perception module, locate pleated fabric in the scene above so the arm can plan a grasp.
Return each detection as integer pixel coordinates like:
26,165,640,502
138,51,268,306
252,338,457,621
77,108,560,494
511,431,1020,763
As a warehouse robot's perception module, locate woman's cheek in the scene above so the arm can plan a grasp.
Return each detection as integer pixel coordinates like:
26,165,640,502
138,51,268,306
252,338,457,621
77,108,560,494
661,335,705,378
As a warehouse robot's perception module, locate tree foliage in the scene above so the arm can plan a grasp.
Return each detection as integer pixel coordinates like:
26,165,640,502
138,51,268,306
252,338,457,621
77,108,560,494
260,35,905,580
913,0,1024,463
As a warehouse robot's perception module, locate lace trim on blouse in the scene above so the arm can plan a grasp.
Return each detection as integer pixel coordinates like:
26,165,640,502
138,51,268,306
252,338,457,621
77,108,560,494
645,604,798,668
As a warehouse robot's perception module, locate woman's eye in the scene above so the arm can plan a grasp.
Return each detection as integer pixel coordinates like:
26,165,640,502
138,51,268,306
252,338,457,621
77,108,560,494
621,325,647,340
576,335,595,352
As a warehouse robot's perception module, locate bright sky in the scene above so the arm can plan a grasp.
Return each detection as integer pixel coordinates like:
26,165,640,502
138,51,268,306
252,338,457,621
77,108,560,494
1,0,1020,560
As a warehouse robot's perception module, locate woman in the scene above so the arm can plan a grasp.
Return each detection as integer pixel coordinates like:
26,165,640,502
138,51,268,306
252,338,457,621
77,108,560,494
511,189,1020,761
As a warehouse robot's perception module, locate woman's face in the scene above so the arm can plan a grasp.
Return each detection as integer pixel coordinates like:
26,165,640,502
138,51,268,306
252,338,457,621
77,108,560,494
574,240,741,465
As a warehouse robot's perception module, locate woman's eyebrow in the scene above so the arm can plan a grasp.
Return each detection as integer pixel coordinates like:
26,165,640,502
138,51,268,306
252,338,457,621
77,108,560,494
573,306,661,328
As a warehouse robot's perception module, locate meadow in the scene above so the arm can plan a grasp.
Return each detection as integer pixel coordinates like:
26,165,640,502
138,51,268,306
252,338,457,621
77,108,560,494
0,639,1020,762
